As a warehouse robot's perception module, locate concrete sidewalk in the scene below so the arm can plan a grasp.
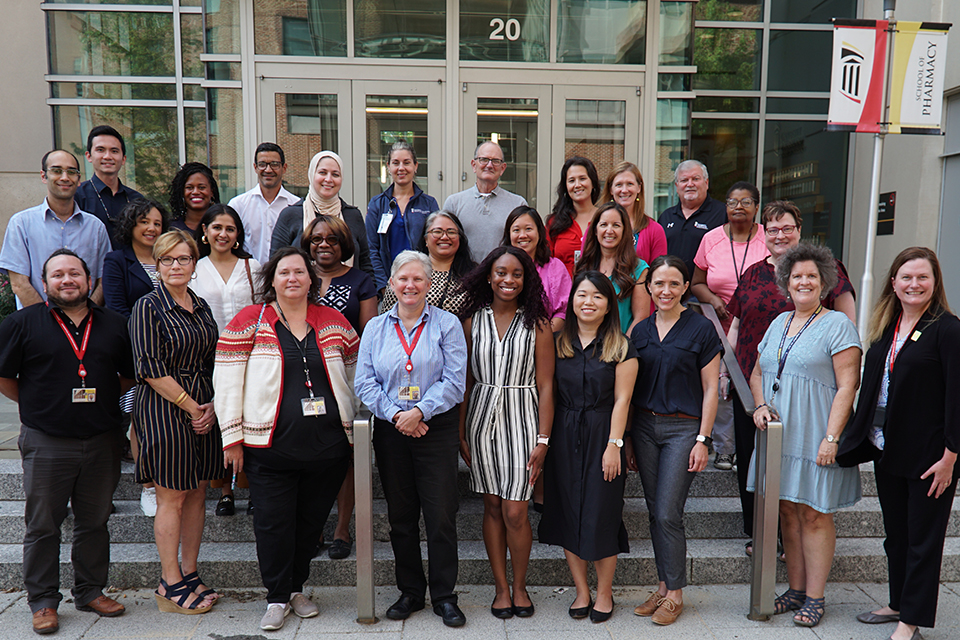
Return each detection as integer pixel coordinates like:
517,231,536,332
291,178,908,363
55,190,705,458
0,582,958,640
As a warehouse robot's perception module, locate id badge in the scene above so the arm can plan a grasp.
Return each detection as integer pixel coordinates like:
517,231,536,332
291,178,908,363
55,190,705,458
377,213,395,234
72,388,97,403
301,397,326,416
573,249,582,265
398,386,421,401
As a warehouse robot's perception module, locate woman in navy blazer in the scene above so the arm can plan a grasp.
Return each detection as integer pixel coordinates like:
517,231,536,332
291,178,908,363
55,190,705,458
839,247,960,640
103,199,171,317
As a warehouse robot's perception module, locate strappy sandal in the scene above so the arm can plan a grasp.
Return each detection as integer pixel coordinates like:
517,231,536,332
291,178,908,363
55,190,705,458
182,570,219,603
773,588,806,615
794,596,825,627
154,577,213,614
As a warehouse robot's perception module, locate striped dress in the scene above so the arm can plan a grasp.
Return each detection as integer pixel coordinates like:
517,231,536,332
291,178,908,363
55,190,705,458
465,306,539,501
130,283,225,489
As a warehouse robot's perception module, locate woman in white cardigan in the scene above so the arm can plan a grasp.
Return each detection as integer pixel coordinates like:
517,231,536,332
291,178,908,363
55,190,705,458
213,246,359,631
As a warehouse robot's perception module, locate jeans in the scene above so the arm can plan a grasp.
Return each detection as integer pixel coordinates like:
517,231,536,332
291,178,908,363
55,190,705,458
713,394,735,456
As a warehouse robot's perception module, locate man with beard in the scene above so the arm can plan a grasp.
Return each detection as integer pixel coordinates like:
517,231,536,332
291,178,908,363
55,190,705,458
0,249,134,635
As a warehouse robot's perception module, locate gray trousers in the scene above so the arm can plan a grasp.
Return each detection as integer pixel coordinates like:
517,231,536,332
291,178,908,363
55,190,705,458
633,412,699,590
19,426,121,612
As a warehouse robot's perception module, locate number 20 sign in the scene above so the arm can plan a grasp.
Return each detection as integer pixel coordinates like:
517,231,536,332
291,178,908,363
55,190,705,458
489,18,521,41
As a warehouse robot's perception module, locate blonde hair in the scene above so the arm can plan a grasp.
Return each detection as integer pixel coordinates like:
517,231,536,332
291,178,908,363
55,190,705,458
153,229,199,262
601,161,647,233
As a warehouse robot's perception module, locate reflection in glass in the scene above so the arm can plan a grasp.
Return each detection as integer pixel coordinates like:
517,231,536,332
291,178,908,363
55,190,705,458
48,11,175,76
565,100,625,192
205,0,241,55
255,0,347,56
47,0,171,4
206,62,241,81
476,98,539,208
658,74,692,92
767,30,832,92
654,99,690,216
355,0,445,58
690,117,758,199
181,13,204,78
763,121,848,255
770,0,855,24
695,0,762,22
183,84,206,101
277,94,339,197
557,0,646,64
659,1,693,65
204,88,244,201
693,96,760,113
692,28,760,90
51,82,177,101
365,96,430,205
766,97,828,115
460,0,548,62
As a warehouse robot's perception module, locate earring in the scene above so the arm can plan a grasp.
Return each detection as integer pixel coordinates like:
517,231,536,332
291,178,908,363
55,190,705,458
201,235,209,244
636,195,641,202
234,241,239,249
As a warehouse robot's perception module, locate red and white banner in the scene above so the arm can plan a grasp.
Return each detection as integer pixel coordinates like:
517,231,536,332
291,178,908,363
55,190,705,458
827,19,889,133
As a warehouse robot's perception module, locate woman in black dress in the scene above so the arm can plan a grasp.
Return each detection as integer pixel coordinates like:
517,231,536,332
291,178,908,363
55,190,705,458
539,270,638,622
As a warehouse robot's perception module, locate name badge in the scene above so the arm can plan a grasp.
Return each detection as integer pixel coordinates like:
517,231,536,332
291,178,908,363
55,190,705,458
377,213,395,234
301,397,326,416
573,250,581,265
399,386,421,401
72,388,97,403
911,330,922,341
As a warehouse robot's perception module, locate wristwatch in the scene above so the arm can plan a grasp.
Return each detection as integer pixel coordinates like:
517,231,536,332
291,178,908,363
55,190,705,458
608,438,623,448
696,434,713,447
825,434,839,444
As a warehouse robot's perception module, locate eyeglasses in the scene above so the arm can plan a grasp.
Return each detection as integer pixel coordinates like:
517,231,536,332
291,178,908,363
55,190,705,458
45,166,81,178
427,228,460,239
474,157,505,167
158,256,195,266
255,161,283,170
765,225,797,237
310,235,340,246
726,198,756,208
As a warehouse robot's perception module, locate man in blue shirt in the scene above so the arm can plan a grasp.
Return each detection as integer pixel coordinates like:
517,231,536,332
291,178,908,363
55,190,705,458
659,160,727,278
75,125,143,249
0,150,111,308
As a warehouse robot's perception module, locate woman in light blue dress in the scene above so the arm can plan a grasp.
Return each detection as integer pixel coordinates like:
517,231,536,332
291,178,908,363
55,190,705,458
747,243,861,628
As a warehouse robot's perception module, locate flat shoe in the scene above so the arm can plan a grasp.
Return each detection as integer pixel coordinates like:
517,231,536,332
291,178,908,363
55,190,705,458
513,602,534,617
590,599,614,623
328,538,352,560
76,594,125,617
260,604,290,630
385,595,424,620
633,592,664,617
434,601,466,627
651,597,683,625
569,598,592,619
892,629,924,640
215,494,235,516
32,608,59,635
857,610,900,624
289,593,319,618
490,598,514,619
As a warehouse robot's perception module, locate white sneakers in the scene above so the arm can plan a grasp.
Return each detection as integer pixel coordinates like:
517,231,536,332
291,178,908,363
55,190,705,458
260,594,318,631
140,486,157,517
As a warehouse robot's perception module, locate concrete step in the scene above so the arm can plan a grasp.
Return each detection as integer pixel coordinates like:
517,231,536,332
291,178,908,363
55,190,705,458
0,537,953,590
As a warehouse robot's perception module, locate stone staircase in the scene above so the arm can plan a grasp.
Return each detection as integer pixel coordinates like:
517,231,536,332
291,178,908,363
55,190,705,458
0,457,957,589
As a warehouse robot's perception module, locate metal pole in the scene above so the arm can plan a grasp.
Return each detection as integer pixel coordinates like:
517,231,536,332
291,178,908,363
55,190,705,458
354,417,378,624
748,420,783,620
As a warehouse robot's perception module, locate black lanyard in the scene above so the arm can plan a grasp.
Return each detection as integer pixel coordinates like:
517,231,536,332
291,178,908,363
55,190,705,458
728,224,754,285
773,304,823,393
275,304,316,398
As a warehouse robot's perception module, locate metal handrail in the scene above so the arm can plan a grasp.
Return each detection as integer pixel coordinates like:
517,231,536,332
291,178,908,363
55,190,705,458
353,416,378,624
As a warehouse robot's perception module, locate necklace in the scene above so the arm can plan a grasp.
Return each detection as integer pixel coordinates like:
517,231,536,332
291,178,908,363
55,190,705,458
728,223,755,285
772,304,823,399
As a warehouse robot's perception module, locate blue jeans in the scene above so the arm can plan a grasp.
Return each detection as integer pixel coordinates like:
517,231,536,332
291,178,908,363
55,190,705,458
633,412,699,590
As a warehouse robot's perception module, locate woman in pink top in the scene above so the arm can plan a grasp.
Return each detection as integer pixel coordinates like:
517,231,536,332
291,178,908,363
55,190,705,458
503,205,572,332
600,161,667,265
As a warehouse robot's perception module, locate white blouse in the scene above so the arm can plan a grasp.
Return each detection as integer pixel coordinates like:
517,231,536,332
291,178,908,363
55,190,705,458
191,256,261,333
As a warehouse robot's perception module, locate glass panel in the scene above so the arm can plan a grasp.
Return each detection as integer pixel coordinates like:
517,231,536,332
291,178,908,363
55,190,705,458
355,0,445,59
695,0,762,22
565,99,626,193
183,84,205,101
182,0,201,6
766,97,829,115
204,88,244,201
476,98,539,208
557,0,646,64
767,30,832,92
658,73,691,92
255,0,347,57
181,13,204,78
47,11,175,76
763,121,848,255
690,117,759,200
770,0,856,24
659,1,693,65
654,99,690,216
206,62,241,81
276,94,339,198
53,105,179,201
460,0,549,62
693,28,761,90
185,106,207,164
47,0,171,4
693,96,760,112
364,95,430,205
51,82,176,101
205,0,241,55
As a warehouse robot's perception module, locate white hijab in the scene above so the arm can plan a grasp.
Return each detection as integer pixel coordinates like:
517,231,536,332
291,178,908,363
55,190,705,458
304,151,353,267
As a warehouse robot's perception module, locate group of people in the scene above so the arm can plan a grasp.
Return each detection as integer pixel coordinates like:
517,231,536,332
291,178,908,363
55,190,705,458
0,126,955,640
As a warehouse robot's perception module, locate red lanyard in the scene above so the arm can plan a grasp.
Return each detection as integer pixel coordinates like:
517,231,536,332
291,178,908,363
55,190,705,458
889,313,904,376
50,307,93,385
395,320,426,373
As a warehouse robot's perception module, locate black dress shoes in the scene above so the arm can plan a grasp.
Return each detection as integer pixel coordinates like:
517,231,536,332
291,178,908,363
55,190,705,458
490,599,514,619
569,598,592,619
434,601,466,627
590,598,615,623
385,595,425,620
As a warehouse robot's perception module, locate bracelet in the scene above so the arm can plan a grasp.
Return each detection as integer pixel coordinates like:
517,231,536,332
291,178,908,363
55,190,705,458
754,403,768,412
174,391,188,406
536,435,550,447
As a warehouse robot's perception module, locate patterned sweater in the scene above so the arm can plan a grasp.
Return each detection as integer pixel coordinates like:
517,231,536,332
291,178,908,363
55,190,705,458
214,302,359,448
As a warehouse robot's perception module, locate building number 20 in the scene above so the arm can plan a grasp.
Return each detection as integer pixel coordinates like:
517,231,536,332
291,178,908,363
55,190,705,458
489,18,521,41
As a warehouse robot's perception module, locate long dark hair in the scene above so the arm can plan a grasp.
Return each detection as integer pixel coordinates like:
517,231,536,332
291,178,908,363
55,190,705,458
577,202,638,301
114,198,170,247
547,157,600,239
168,162,220,219
196,204,252,259
254,246,320,304
556,271,628,363
416,211,476,278
458,246,549,330
500,205,551,267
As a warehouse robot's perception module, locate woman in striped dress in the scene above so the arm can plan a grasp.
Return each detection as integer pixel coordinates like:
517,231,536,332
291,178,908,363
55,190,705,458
130,230,224,614
458,246,554,618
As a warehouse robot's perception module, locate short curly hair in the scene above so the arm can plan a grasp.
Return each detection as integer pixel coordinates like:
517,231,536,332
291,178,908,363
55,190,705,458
775,243,838,300
113,198,170,247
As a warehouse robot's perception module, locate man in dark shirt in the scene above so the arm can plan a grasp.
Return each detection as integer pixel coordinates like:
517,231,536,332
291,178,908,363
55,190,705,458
75,125,144,249
0,249,134,635
658,160,727,277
